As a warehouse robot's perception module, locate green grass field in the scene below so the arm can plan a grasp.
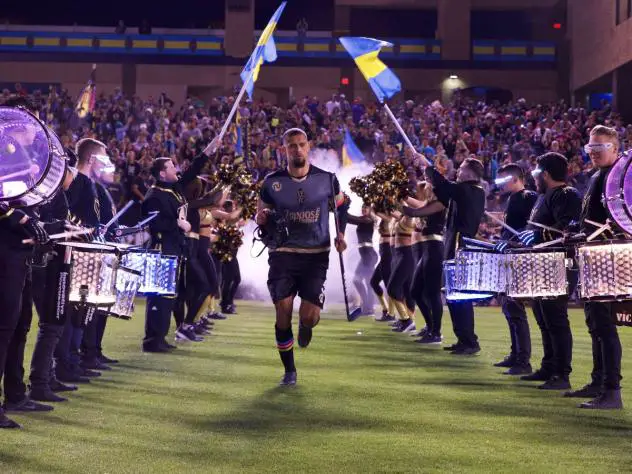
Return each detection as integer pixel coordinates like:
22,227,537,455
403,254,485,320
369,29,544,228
1,301,632,473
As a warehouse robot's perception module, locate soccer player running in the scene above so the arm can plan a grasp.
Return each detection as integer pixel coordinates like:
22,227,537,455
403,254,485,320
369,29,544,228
255,128,347,387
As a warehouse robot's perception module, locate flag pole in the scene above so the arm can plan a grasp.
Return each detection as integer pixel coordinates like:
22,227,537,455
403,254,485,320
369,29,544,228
217,73,252,143
383,103,432,167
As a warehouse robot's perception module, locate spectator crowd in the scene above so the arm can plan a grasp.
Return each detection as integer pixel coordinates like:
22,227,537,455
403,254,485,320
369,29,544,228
1,85,628,229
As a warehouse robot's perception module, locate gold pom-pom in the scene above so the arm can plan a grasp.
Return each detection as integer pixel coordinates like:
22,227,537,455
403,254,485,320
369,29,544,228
211,223,244,263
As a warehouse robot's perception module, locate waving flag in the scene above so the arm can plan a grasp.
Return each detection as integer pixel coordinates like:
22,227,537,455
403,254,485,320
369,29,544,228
342,130,365,167
240,2,286,99
339,37,401,103
75,64,97,119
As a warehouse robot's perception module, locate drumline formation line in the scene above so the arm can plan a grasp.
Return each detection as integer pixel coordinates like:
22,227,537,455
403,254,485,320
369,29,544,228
0,101,244,430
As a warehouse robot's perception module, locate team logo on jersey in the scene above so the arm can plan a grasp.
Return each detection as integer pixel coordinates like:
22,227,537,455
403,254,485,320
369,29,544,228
272,182,282,192
297,188,306,205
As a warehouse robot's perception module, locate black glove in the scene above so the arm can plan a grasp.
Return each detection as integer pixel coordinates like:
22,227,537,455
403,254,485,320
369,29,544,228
22,216,50,244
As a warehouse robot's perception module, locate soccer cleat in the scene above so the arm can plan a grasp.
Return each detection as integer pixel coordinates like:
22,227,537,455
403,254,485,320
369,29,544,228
538,376,571,390
279,371,297,387
493,355,516,368
564,384,602,398
348,306,362,322
578,390,623,410
298,324,313,348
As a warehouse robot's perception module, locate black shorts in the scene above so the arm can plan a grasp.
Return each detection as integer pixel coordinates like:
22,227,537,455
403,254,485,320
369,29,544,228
267,251,329,308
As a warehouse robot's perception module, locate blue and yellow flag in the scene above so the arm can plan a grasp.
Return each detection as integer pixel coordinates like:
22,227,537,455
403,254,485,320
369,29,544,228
240,2,286,99
342,130,365,167
339,37,401,103
75,63,97,119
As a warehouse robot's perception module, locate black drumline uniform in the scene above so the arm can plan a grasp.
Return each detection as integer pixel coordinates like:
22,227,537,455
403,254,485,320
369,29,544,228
406,167,486,351
141,153,209,351
56,171,101,380
0,205,38,410
80,181,118,369
527,185,582,383
346,212,377,314
29,191,73,395
499,189,537,368
579,165,623,393
410,205,446,338
370,218,393,317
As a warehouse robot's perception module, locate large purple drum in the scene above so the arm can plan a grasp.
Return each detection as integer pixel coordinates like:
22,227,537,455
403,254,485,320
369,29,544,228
0,106,66,207
605,149,632,234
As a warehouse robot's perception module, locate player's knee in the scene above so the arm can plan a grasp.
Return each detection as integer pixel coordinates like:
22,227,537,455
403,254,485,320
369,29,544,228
275,298,293,329
299,303,321,328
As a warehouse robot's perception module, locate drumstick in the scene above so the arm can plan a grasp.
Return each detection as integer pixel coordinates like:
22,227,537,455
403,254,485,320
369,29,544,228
485,211,520,237
527,220,564,235
587,222,611,242
533,237,565,249
103,200,134,230
22,228,94,245
137,211,159,227
0,164,39,182
584,218,605,228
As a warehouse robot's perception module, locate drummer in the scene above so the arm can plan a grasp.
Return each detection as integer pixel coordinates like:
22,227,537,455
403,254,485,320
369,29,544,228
492,164,537,375
141,136,220,353
516,152,582,391
565,125,624,409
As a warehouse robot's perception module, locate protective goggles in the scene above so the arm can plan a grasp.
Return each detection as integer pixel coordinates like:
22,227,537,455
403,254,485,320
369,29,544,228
494,176,512,186
584,142,614,154
93,154,116,173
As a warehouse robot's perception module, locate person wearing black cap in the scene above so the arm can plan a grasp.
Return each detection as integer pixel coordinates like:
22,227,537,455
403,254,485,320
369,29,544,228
517,152,582,391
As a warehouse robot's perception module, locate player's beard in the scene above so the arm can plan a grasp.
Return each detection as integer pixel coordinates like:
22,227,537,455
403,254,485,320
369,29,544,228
291,156,307,168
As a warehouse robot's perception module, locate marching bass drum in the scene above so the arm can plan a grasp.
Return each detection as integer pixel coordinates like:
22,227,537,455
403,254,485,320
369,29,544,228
604,149,632,234
0,106,66,208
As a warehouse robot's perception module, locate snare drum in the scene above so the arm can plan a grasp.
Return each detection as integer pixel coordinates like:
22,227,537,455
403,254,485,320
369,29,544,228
443,259,494,302
454,249,507,294
505,249,568,299
108,266,142,320
58,242,119,307
577,241,632,301
121,249,179,296
0,106,67,208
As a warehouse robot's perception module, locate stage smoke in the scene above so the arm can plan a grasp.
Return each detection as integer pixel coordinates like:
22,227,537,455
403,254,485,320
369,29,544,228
237,148,377,312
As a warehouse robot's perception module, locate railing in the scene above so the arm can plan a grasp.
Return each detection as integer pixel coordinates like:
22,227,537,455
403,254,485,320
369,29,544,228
472,40,556,62
0,30,440,60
